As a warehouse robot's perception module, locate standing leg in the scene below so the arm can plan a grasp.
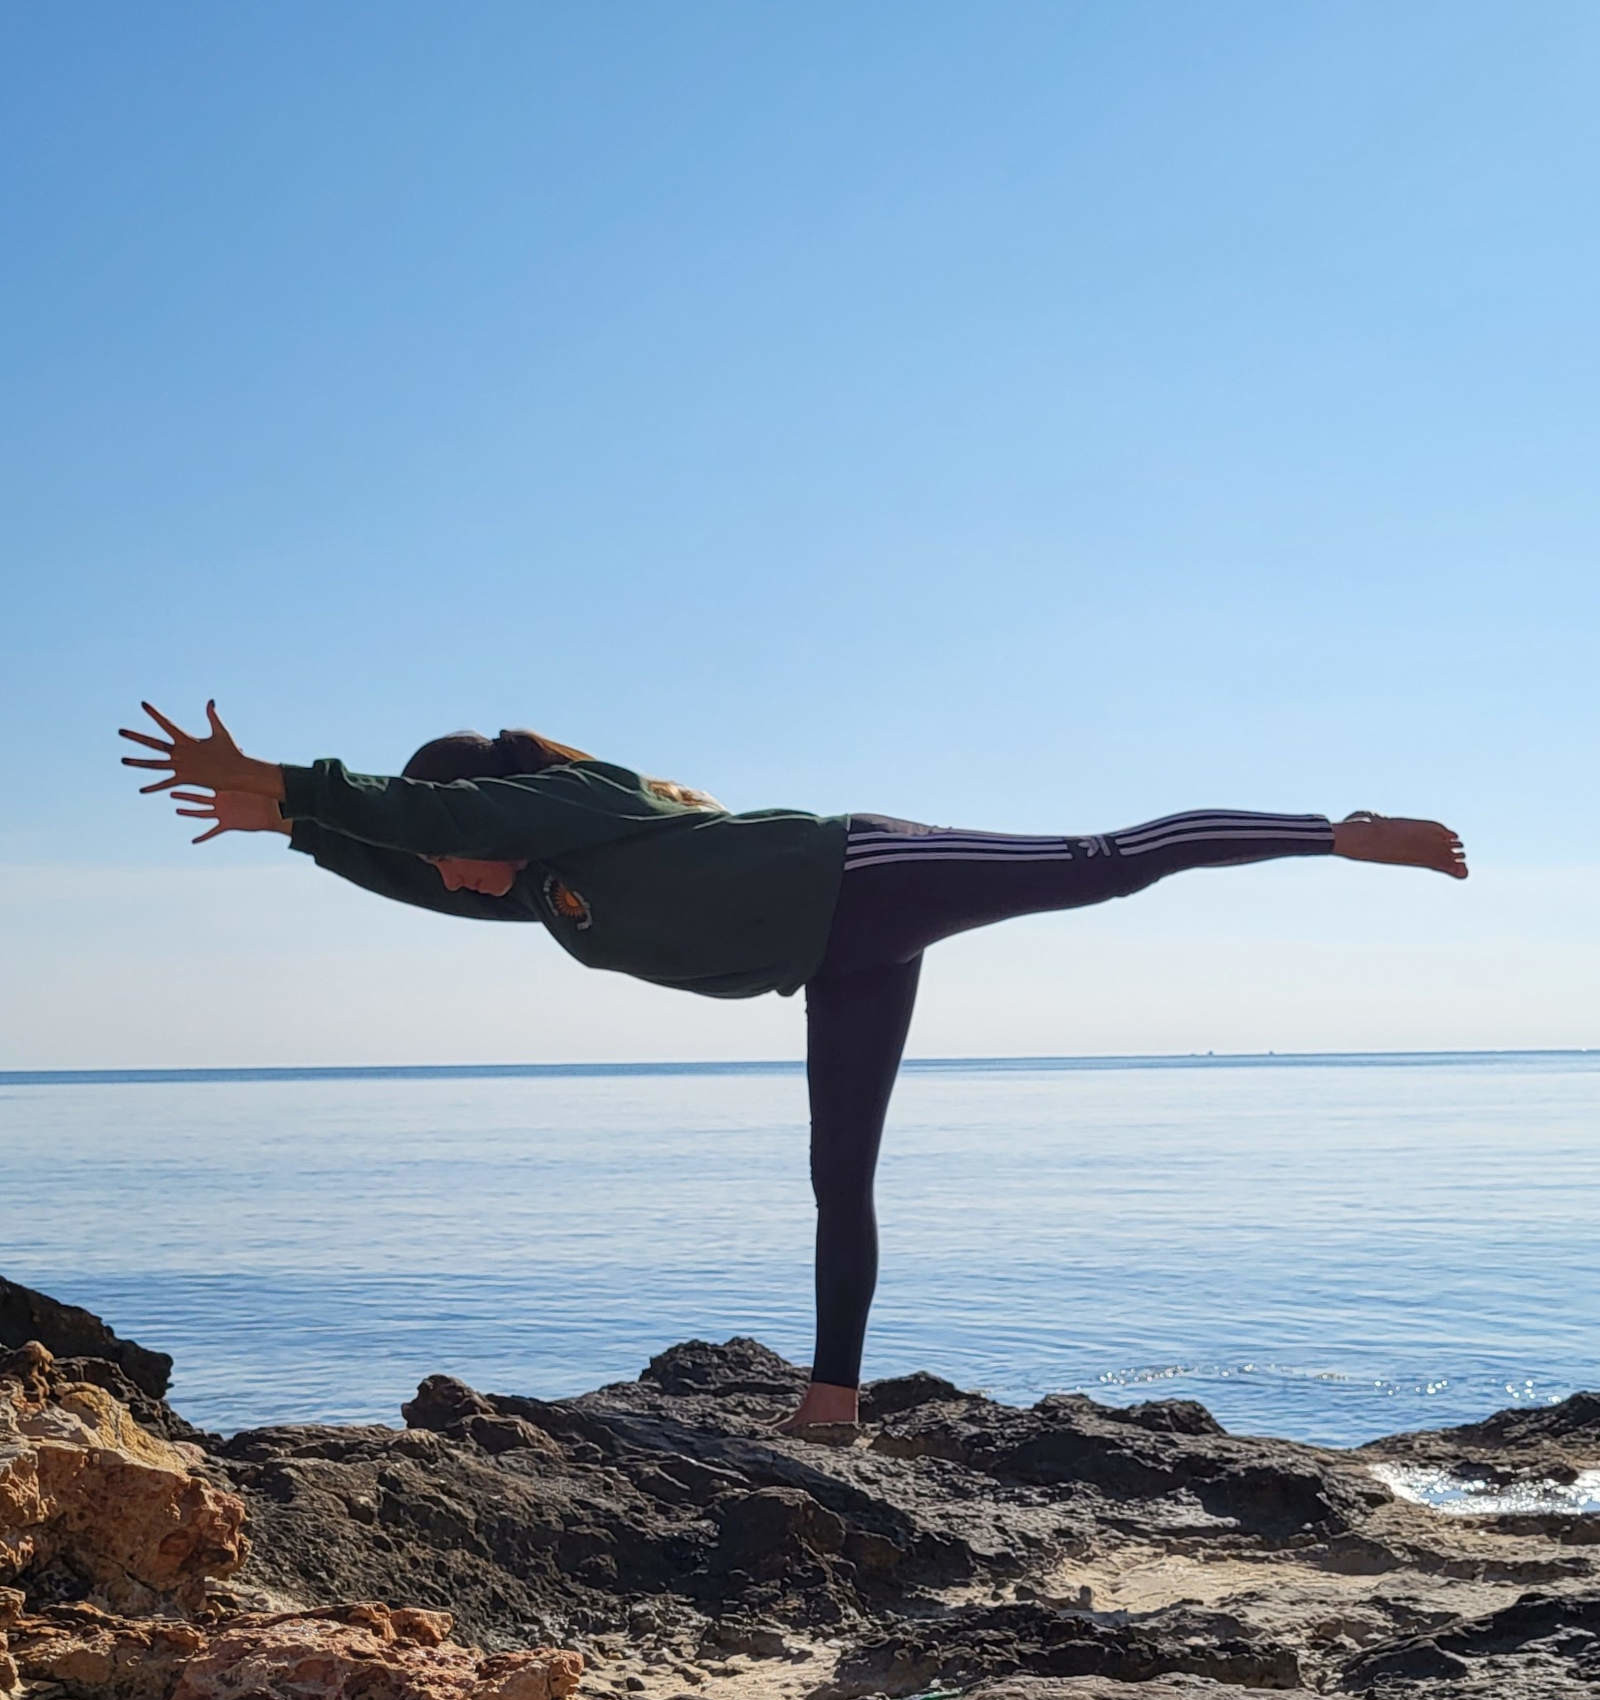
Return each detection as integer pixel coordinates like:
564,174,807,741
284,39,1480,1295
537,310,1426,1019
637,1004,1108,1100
776,952,922,1431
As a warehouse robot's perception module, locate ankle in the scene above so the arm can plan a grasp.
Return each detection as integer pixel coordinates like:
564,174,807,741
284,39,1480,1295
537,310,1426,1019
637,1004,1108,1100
1331,816,1376,859
805,1380,860,1421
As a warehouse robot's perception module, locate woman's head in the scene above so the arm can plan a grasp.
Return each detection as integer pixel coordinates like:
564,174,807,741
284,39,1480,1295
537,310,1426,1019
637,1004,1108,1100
402,731,581,896
402,728,587,783
401,727,724,896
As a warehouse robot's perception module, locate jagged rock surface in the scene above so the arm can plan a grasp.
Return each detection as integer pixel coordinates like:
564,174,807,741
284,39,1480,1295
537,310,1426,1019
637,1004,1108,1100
0,1281,172,1401
5,1599,583,1700
0,1341,246,1615
0,1342,582,1700
188,1334,1600,1697
12,1291,1600,1698
958,1684,1311,1699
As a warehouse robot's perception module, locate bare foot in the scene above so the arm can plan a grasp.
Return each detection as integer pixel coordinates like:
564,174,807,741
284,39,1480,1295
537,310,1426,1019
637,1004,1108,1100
770,1381,860,1435
1333,811,1468,879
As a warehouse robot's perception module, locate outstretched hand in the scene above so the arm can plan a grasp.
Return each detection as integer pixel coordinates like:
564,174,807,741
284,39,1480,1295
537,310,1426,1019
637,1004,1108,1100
170,790,291,844
119,701,284,799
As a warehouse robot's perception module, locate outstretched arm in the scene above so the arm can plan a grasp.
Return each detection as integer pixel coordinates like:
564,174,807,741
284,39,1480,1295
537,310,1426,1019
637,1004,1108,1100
286,819,531,921
122,708,534,922
121,700,690,861
166,789,526,923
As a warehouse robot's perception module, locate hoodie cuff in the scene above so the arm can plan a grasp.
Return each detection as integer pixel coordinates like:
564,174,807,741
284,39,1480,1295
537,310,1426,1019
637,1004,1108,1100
277,762,322,822
286,818,322,856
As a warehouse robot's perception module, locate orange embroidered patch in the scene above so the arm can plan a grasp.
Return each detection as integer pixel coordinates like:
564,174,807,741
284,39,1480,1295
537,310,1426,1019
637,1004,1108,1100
541,873,593,930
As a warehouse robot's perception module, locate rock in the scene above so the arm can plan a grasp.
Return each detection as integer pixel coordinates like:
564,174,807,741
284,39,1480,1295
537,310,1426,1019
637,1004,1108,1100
0,1584,20,1696
857,1370,970,1420
1364,1390,1600,1491
1339,1587,1600,1692
16,1278,1600,1700
827,1601,1303,1696
0,1342,247,1613
192,1336,1600,1693
401,1377,564,1459
711,1486,847,1578
640,1337,803,1399
52,1356,222,1452
0,1279,172,1400
867,1383,1384,1542
0,1338,587,1699
5,1600,583,1699
696,1617,790,1659
960,1682,1314,1698
1107,1398,1225,1437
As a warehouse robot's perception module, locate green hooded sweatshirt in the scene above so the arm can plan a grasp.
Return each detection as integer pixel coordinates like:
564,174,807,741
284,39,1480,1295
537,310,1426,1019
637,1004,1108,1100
280,758,850,999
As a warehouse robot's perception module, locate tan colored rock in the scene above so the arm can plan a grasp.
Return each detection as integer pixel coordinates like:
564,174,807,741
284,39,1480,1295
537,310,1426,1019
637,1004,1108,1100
6,1601,202,1699
0,1343,585,1697
0,1586,18,1696
7,1601,583,1699
0,1341,247,1613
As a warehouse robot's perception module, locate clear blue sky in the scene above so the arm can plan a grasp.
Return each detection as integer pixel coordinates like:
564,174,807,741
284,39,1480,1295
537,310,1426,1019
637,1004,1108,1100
4,2,1596,1065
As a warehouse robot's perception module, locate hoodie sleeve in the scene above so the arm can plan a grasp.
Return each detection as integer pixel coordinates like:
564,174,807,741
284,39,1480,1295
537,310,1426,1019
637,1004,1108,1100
286,820,534,922
278,759,681,860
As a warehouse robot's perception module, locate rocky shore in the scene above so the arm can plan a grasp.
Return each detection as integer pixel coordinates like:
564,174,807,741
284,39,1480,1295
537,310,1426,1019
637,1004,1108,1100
5,1276,1600,1697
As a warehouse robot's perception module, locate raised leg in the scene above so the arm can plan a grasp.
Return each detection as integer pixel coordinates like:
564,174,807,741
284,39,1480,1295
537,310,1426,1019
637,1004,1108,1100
816,808,1341,977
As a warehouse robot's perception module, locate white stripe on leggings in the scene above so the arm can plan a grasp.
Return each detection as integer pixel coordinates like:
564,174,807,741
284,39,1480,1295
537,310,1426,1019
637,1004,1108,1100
1117,826,1332,856
1115,810,1328,845
843,813,1331,867
845,827,1080,860
843,847,1081,868
846,828,1077,847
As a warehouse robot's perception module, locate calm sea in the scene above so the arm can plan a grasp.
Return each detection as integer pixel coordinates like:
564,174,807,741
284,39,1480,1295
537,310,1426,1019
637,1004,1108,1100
3,1053,1596,1452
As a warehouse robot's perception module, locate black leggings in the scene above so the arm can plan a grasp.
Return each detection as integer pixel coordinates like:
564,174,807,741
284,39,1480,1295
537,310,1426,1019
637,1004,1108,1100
802,807,1336,1390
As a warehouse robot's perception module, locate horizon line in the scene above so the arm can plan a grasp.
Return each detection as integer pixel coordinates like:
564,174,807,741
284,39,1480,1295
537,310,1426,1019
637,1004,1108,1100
2,1047,1595,1085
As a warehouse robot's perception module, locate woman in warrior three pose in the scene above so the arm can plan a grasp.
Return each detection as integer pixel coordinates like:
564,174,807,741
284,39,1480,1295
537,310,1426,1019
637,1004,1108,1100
122,700,1468,1436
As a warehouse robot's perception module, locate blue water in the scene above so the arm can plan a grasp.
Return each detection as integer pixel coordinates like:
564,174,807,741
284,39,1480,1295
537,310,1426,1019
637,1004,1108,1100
2,1053,1596,1449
